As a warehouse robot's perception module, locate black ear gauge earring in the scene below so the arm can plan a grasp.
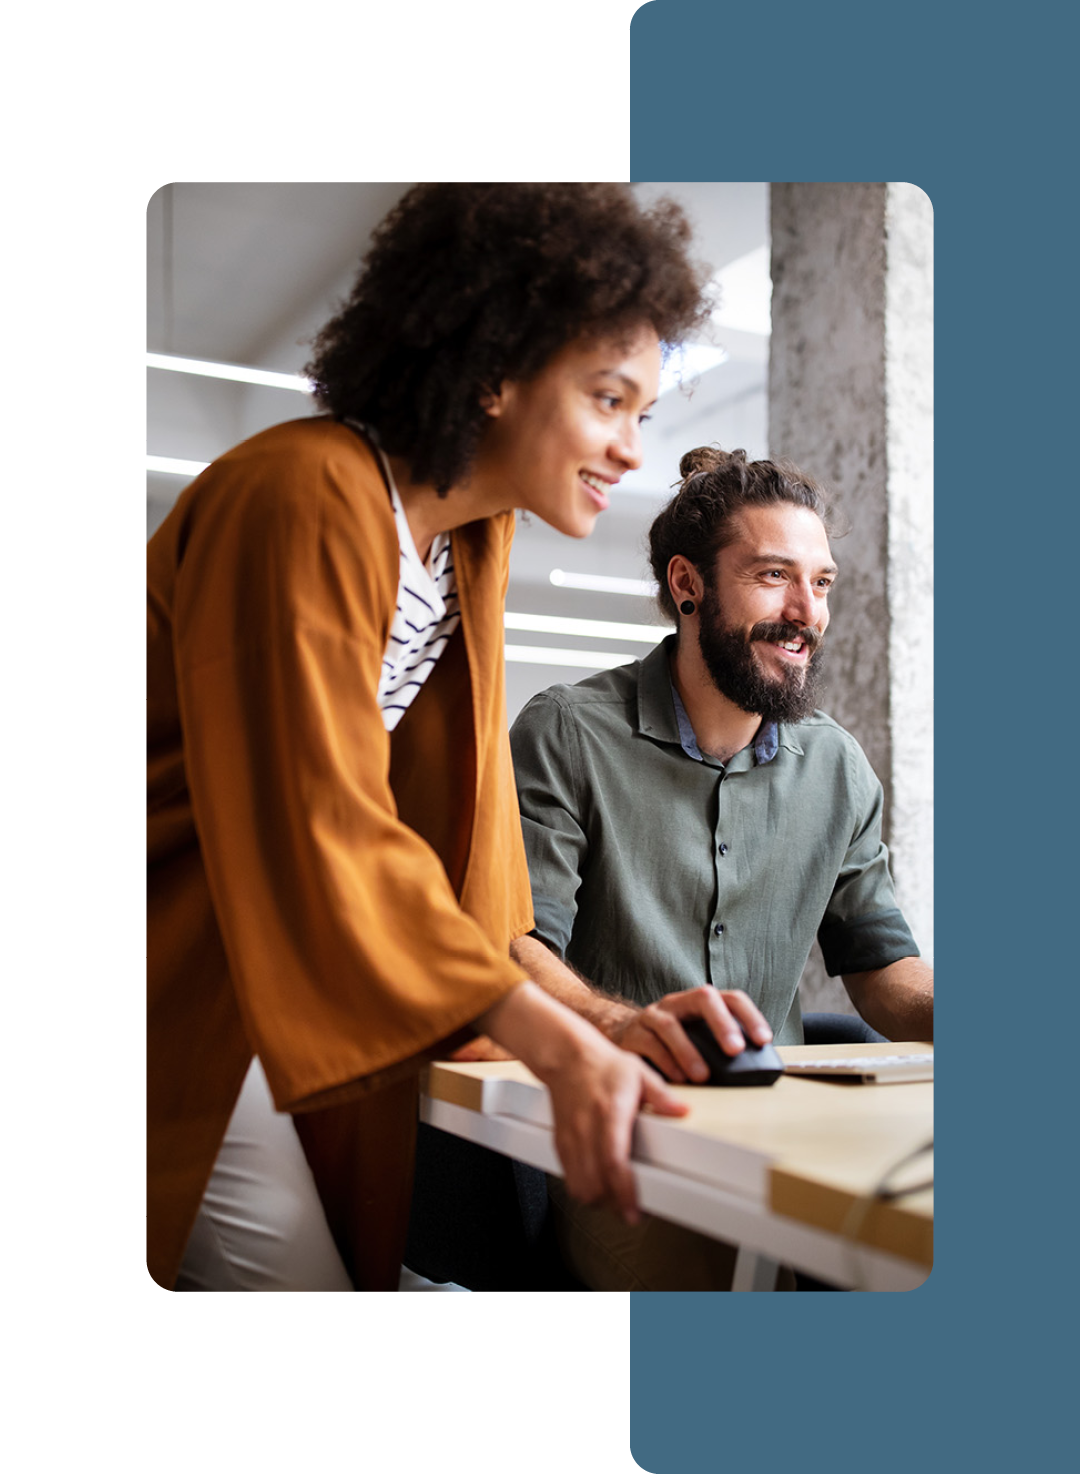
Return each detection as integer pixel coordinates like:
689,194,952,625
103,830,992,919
680,599,696,616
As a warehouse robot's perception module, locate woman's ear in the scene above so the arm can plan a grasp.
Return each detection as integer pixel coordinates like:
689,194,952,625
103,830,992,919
480,380,515,418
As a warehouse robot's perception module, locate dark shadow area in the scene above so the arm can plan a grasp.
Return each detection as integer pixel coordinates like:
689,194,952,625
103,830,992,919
405,1124,584,1291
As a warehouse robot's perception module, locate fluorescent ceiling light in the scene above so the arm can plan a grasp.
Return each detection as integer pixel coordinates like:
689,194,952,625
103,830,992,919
505,612,666,644
148,454,209,476
652,247,771,397
710,244,772,336
505,645,636,670
658,342,729,396
147,352,313,394
550,569,658,597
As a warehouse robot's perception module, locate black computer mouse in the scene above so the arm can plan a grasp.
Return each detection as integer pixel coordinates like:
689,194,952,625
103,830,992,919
676,1017,784,1087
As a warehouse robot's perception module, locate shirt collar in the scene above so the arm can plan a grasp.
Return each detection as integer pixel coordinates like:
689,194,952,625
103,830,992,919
636,635,788,766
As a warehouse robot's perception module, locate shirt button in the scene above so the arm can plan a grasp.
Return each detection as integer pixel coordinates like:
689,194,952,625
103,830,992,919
714,923,725,936
718,843,728,855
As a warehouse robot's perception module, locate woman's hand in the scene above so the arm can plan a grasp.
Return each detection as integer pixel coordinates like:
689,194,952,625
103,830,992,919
476,982,689,1223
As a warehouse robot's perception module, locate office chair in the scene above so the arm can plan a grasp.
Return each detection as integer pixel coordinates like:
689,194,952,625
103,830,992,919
801,1012,888,1045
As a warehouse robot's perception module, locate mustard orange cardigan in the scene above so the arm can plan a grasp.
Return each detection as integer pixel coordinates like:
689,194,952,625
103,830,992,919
147,419,532,1288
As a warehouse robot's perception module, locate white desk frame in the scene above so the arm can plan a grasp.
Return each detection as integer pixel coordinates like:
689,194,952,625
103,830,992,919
420,1072,930,1293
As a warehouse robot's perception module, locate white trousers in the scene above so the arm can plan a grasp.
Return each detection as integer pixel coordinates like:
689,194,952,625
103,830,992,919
175,1058,354,1291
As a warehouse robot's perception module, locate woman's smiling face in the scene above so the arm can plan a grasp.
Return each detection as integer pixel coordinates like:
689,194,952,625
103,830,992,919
476,328,662,538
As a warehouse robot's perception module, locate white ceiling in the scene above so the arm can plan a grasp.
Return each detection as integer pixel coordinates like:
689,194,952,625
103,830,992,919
146,182,771,719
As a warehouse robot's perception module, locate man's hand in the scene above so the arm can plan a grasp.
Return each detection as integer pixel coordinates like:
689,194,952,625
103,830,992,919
509,933,644,1038
609,986,774,1083
476,981,689,1223
509,934,773,1084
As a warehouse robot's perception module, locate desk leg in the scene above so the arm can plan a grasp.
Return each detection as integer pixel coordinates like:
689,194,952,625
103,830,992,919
731,1249,780,1292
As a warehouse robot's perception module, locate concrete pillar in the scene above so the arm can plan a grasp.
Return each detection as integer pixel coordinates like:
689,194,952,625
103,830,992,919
769,182,933,1016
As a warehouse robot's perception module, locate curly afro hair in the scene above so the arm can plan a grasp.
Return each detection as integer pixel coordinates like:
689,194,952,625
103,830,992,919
649,445,836,625
305,183,712,493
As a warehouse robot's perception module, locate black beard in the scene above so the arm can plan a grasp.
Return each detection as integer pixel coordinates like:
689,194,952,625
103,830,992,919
697,590,825,724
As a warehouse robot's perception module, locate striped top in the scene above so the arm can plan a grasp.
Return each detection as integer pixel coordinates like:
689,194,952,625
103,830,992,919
358,432,461,733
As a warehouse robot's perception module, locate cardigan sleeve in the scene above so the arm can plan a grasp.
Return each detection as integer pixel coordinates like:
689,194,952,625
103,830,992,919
170,428,526,1112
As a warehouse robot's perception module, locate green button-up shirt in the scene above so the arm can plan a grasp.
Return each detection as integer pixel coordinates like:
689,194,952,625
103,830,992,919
510,638,917,1044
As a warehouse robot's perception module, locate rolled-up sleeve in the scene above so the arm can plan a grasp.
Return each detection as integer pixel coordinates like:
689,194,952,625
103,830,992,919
816,760,919,976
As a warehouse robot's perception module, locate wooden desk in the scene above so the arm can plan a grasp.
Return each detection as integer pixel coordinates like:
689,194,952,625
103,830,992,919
421,1042,933,1291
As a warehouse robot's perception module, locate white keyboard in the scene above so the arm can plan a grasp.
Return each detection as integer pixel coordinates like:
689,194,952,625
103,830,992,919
784,1053,933,1083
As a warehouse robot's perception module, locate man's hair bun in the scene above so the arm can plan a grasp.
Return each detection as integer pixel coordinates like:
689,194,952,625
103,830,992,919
677,444,749,482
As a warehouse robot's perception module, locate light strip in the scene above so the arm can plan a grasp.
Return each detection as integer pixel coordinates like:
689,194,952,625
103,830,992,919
549,569,658,597
505,611,666,644
504,644,635,669
147,345,734,397
709,245,773,337
147,352,313,394
658,342,729,396
148,454,209,476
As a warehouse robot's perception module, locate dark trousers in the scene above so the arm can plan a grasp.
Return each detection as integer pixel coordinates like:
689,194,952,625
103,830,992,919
404,1123,584,1289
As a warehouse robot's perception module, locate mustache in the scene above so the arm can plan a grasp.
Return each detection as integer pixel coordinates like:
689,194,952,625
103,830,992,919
749,621,823,651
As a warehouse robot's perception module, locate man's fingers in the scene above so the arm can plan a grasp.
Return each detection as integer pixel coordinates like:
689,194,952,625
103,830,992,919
640,1005,715,1080
628,1020,691,1082
662,986,774,1054
718,989,773,1045
692,996,746,1054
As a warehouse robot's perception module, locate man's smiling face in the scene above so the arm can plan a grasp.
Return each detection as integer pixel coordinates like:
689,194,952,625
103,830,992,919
697,503,836,723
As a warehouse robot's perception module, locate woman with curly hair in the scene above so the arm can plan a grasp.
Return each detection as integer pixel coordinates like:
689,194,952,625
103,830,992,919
147,183,712,1291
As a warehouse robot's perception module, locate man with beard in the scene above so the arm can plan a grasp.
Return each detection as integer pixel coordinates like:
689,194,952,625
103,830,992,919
503,444,932,1289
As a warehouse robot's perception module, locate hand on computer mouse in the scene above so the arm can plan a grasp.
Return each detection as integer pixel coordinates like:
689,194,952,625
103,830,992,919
672,1017,783,1087
610,985,774,1084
